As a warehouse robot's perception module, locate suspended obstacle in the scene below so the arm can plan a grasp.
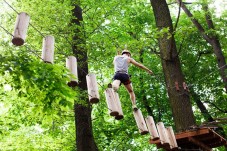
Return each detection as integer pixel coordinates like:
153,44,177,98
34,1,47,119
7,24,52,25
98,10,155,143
145,116,159,140
156,122,172,146
150,127,227,150
12,12,30,46
86,73,100,103
104,88,123,117
66,56,78,87
133,109,149,135
143,117,179,150
41,35,55,63
114,92,123,120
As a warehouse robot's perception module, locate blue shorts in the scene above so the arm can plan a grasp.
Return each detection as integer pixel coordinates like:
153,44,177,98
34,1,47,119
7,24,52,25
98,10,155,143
113,73,131,85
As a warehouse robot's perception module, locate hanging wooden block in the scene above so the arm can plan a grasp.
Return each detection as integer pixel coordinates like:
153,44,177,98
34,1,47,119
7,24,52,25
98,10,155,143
156,122,170,145
166,126,178,149
41,35,55,63
12,12,30,46
104,88,119,116
86,73,99,103
133,109,149,135
66,56,78,87
113,92,124,120
145,116,159,140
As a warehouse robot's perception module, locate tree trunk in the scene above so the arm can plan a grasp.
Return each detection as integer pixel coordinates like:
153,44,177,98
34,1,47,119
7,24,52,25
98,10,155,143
72,5,98,151
150,0,196,132
176,0,227,92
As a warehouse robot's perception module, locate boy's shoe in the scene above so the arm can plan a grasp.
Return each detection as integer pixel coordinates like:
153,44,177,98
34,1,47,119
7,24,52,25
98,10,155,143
132,104,138,111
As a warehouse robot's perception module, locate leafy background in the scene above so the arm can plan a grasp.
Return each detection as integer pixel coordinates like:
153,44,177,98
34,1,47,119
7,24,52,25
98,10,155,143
0,0,226,150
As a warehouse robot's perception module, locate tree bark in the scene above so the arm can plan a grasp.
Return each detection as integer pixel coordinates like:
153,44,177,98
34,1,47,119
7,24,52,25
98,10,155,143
176,0,227,92
150,0,196,132
72,4,98,151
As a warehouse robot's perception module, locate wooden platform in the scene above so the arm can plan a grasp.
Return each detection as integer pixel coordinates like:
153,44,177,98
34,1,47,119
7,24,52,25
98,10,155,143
150,128,227,151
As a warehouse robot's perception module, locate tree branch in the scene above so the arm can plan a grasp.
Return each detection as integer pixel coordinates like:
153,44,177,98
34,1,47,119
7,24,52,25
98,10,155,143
176,0,212,44
204,100,227,113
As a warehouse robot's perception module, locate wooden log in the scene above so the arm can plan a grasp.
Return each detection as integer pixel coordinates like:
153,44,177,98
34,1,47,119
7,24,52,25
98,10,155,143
133,109,149,135
104,88,119,116
113,92,124,120
66,56,78,87
86,73,99,103
42,35,55,63
156,122,170,145
145,116,159,140
12,12,30,46
166,126,178,149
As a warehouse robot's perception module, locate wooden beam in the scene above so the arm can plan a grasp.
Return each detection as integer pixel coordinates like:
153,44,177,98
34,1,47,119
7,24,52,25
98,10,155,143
188,137,212,151
175,128,210,139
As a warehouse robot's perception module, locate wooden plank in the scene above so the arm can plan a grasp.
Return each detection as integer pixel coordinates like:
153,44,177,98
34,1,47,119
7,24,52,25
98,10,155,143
150,128,227,150
175,128,210,139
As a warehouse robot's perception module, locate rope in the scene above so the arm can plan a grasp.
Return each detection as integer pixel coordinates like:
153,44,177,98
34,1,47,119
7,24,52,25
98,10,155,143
3,0,19,14
0,25,14,36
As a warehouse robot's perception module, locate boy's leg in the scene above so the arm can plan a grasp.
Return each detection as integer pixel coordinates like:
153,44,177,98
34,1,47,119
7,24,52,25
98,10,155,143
112,80,121,91
124,83,138,111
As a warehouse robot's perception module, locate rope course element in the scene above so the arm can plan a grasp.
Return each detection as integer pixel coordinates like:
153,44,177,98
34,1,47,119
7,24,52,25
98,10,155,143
2,0,70,59
2,0,226,95
1,1,113,117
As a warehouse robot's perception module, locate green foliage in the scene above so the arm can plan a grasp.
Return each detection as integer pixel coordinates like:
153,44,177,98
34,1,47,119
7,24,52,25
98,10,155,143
0,0,226,150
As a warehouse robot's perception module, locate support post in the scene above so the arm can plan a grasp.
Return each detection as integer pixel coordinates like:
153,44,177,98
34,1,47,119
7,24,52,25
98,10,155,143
145,116,159,140
12,12,30,46
42,35,55,63
66,56,78,87
86,73,99,103
133,109,149,135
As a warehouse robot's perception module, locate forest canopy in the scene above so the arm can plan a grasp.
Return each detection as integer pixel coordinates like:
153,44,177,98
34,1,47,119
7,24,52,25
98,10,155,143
0,0,226,150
